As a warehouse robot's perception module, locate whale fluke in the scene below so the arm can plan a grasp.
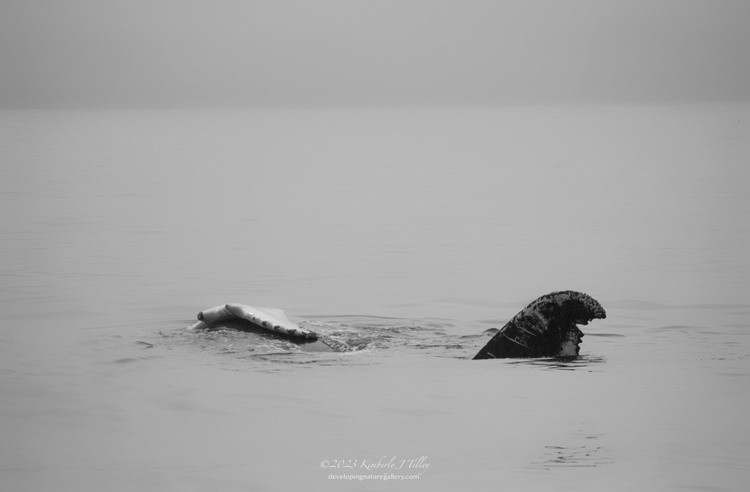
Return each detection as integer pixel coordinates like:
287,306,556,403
472,291,606,359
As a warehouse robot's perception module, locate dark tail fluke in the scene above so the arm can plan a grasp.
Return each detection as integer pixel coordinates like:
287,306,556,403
473,291,606,360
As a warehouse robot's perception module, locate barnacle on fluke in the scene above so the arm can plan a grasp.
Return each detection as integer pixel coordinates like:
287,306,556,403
472,291,606,359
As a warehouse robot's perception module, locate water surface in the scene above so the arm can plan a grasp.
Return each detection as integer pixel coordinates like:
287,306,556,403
1,104,748,491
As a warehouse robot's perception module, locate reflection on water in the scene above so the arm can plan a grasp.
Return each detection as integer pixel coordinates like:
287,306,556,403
507,355,607,371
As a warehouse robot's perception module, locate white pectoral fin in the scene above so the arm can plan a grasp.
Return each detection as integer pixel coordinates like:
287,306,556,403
190,303,318,339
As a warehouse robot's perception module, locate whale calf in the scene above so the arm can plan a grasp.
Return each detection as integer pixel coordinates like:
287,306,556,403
188,291,606,359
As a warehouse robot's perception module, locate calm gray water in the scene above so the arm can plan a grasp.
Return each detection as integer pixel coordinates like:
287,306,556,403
1,104,749,491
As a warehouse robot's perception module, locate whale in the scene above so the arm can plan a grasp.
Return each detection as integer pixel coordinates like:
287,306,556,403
188,291,606,359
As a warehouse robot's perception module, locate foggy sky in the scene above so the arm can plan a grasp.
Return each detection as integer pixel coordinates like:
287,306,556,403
1,0,748,108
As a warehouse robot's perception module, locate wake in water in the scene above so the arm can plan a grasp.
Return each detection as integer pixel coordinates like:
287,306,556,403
162,314,467,365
